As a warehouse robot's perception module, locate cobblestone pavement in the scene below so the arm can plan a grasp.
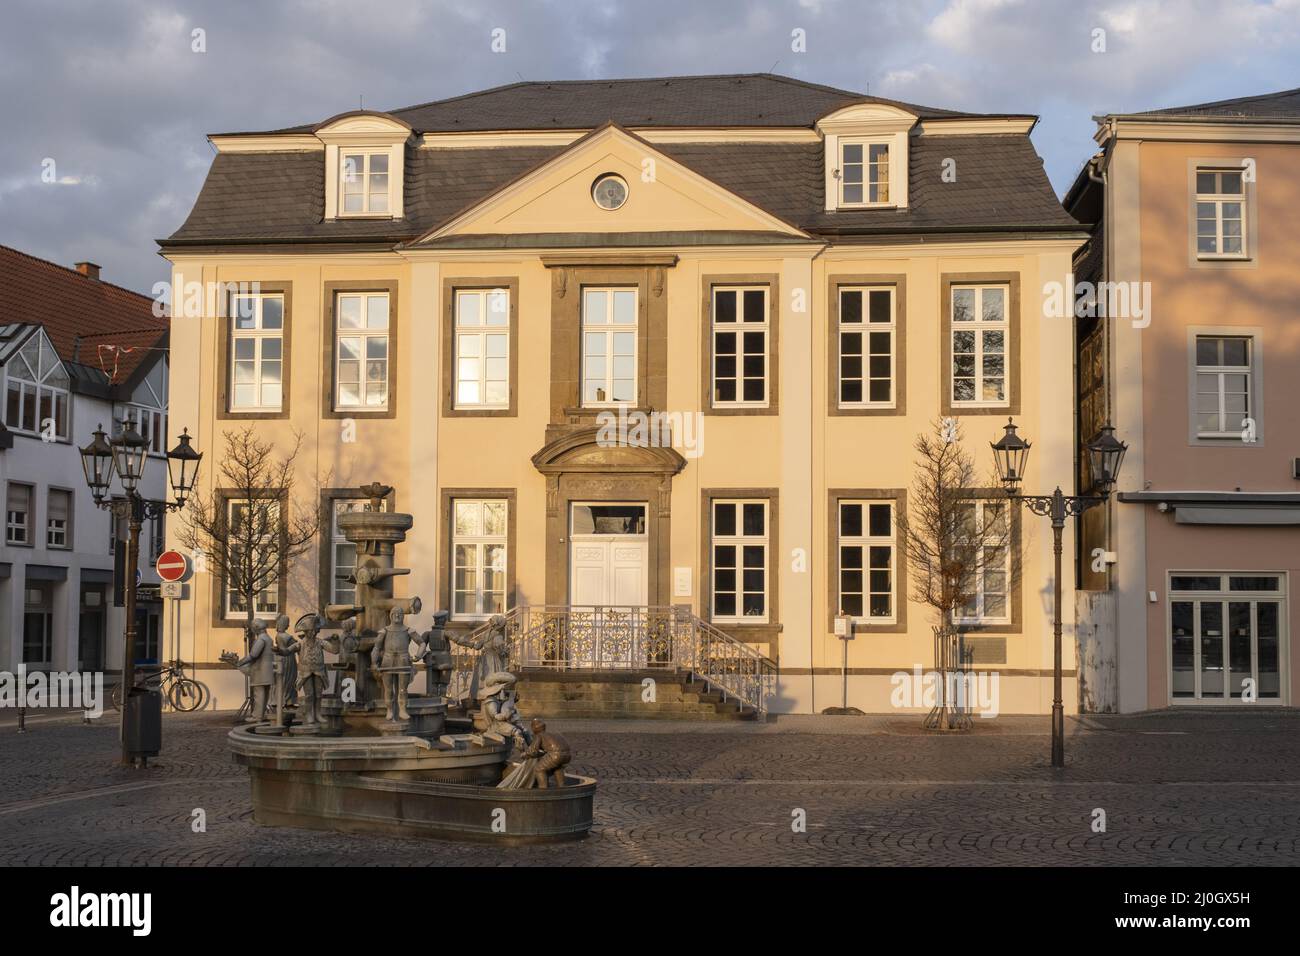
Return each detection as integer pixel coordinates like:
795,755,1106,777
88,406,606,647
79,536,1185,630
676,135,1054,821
1,710,1297,866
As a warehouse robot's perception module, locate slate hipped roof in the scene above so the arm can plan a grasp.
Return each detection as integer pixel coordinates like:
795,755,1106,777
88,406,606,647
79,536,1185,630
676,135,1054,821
0,244,168,386
244,74,1013,136
164,73,1077,248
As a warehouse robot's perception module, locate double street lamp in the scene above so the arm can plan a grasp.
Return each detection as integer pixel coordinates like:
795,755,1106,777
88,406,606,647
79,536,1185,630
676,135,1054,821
80,420,202,765
990,420,1127,769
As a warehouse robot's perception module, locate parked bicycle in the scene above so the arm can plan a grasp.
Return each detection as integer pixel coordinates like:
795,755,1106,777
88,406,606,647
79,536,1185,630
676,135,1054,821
110,661,211,713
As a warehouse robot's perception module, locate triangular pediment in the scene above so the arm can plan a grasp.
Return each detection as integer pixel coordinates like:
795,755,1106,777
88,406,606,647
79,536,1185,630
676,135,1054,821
415,124,807,243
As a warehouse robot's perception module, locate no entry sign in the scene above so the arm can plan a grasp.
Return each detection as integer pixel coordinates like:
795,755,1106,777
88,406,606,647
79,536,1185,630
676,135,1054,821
155,550,191,583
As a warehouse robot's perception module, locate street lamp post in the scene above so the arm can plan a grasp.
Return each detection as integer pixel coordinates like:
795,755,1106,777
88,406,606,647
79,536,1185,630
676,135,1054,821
990,420,1127,769
80,421,202,766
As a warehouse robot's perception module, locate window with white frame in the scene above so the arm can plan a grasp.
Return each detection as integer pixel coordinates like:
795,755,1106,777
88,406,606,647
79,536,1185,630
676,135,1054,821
229,292,284,411
121,404,168,455
47,489,71,549
711,499,769,623
839,140,890,206
454,289,510,409
838,286,895,406
329,495,387,605
712,287,769,406
451,499,508,619
3,330,69,439
340,151,391,215
6,483,32,546
1195,168,1246,258
1194,335,1252,438
839,500,895,621
224,498,280,619
581,288,637,407
953,499,1011,625
335,292,389,410
951,285,1008,406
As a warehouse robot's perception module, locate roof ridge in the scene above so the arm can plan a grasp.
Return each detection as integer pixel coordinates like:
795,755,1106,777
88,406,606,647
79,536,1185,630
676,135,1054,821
0,242,162,313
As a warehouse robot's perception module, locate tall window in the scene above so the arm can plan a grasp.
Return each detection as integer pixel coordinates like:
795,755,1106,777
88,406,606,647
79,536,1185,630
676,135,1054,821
840,141,890,205
839,500,894,622
711,499,768,623
121,404,168,455
712,287,769,407
149,515,164,562
224,499,280,619
454,289,510,408
3,331,69,439
329,496,387,605
838,286,895,406
335,292,390,410
452,499,508,619
229,292,284,411
1195,168,1246,258
6,483,32,546
47,489,71,549
341,152,390,215
581,288,637,407
951,285,1008,407
1194,335,1252,438
953,500,1011,626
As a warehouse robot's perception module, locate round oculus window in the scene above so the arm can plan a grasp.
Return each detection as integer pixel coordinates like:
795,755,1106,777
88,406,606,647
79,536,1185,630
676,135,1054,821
591,174,628,210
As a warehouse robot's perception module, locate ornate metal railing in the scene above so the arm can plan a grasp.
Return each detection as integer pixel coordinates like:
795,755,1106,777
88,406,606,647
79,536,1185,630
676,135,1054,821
448,605,776,715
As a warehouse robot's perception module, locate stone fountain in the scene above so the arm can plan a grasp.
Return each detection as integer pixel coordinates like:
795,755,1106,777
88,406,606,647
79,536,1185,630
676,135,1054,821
227,482,595,843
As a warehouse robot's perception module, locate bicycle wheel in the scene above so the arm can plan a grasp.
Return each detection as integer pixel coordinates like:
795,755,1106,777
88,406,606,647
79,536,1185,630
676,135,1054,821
168,677,207,712
110,682,124,712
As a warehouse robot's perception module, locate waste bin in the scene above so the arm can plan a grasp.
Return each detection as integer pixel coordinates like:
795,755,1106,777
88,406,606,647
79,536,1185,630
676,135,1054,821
123,687,162,760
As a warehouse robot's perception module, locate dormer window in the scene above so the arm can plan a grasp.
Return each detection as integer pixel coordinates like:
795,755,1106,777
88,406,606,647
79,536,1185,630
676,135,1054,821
839,140,890,206
817,103,915,212
341,151,390,215
315,111,410,221
2,328,69,440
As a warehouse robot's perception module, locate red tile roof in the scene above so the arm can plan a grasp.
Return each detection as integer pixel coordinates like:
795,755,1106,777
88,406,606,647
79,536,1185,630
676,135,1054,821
0,243,168,384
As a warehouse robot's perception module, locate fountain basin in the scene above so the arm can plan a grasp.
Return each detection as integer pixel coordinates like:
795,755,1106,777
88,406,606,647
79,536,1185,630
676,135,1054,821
229,726,595,843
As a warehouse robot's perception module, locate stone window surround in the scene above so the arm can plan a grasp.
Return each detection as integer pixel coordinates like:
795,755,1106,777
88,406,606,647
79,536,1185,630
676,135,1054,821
1185,324,1265,447
827,488,908,634
827,273,907,416
699,487,781,651
215,282,293,421
939,272,1021,417
441,276,520,418
949,487,1023,636
321,280,400,420
209,487,290,630
541,256,674,425
438,487,518,636
317,486,398,612
1185,157,1259,269
700,273,780,416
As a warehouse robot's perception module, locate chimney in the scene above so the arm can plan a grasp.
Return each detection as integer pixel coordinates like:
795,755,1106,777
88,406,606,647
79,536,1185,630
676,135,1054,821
75,261,101,281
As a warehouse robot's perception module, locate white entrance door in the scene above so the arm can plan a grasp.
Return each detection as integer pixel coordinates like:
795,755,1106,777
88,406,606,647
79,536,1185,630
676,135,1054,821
569,502,648,607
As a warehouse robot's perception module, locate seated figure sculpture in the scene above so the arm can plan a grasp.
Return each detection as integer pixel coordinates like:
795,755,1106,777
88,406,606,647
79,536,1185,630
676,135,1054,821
476,671,529,750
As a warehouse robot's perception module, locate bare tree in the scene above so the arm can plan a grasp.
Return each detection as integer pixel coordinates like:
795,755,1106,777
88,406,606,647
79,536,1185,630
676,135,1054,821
896,418,1022,730
177,426,322,646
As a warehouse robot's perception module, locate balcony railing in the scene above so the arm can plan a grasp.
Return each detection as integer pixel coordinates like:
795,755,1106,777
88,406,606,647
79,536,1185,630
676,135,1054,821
452,605,776,715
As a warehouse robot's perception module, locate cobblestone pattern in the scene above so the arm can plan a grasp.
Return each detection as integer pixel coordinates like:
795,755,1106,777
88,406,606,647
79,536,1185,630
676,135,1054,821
1,711,1297,865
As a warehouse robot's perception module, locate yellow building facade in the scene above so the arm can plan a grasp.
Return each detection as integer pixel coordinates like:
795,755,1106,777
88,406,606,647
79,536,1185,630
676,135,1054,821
162,75,1087,715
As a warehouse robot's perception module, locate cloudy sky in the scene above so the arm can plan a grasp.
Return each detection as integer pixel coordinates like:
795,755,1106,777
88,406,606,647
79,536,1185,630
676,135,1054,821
2,0,1297,296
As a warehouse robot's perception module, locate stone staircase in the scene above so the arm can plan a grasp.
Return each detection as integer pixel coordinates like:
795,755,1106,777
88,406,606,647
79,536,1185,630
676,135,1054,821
515,668,760,720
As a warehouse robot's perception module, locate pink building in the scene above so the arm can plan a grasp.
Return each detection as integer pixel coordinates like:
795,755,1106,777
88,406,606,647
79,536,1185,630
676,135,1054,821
1066,88,1300,711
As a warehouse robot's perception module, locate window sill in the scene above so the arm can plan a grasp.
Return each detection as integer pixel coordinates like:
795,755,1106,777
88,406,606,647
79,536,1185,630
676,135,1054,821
332,213,397,221
835,203,899,211
1196,254,1251,262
